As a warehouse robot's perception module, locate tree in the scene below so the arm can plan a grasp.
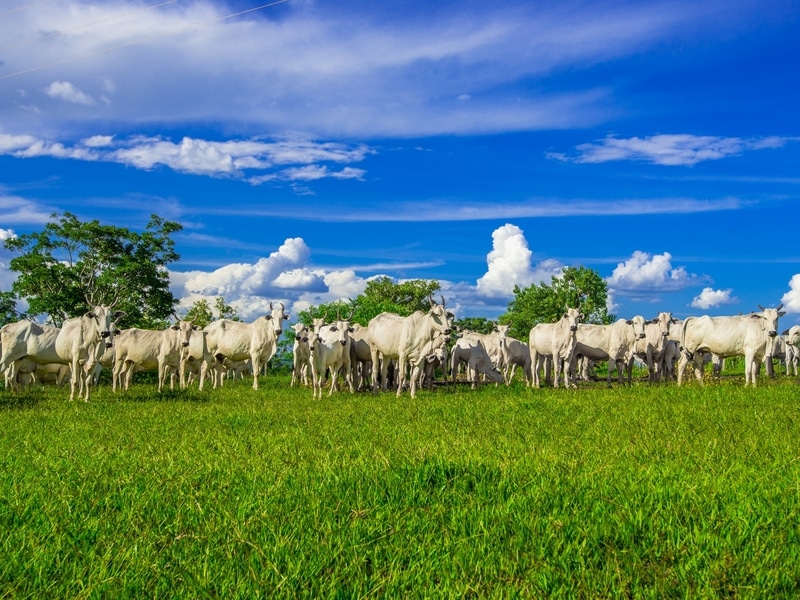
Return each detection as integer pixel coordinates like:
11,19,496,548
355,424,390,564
297,277,443,327
454,316,496,335
503,266,614,340
0,291,19,327
4,212,182,328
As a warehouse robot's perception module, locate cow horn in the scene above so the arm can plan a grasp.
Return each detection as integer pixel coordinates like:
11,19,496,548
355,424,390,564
429,295,435,308
348,306,355,321
270,301,274,310
777,303,783,312
440,295,446,309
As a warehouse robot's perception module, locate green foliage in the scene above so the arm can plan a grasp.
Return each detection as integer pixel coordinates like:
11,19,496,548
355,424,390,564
3,212,182,328
298,277,442,326
1,379,799,597
503,266,614,339
183,297,240,329
454,316,496,335
0,291,19,327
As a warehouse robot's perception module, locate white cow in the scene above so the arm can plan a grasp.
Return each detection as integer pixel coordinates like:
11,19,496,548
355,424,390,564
573,316,648,386
450,335,504,388
633,312,679,382
784,325,800,376
181,330,215,390
500,335,531,385
677,304,785,386
417,333,449,390
528,307,582,389
112,320,197,392
368,296,454,398
348,323,373,391
203,301,289,390
309,310,355,399
290,323,311,387
0,305,124,401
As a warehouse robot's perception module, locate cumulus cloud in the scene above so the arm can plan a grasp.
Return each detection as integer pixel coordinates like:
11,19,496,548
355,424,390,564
171,237,369,320
781,274,800,314
606,251,703,296
0,229,17,290
475,224,563,298
44,81,95,105
553,134,796,166
691,287,736,310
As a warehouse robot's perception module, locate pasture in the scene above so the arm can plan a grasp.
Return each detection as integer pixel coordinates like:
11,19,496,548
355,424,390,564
1,374,799,597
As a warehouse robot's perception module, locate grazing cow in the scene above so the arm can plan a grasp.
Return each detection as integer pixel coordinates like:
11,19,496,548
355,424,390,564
113,320,197,391
0,305,124,401
528,307,582,389
677,304,785,386
450,335,504,388
368,296,454,398
204,301,289,390
633,312,679,382
308,309,355,399
290,323,311,387
573,317,648,386
33,362,72,386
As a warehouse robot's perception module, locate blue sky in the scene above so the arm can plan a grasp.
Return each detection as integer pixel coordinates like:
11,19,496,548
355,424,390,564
1,0,799,327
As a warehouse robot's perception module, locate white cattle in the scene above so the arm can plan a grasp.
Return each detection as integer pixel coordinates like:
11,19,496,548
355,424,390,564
633,312,679,382
33,362,72,386
368,296,454,398
417,334,448,390
290,323,311,387
573,317,648,386
784,325,800,376
501,337,531,385
348,323,373,391
203,301,289,390
181,330,215,390
450,335,504,388
0,305,124,401
112,320,197,391
677,304,785,386
528,307,582,389
309,310,355,399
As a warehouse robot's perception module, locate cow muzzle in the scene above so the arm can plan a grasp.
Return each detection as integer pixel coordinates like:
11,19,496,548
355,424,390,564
570,325,578,331
105,342,113,349
340,340,347,346
182,341,190,347
768,330,777,337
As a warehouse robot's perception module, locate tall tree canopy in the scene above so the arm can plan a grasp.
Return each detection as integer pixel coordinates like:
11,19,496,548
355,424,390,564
4,212,182,328
503,266,614,340
0,291,19,328
183,296,240,329
298,277,442,327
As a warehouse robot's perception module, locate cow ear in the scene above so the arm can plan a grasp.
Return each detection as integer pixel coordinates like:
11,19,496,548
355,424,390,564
113,311,126,322
779,311,787,318
626,319,633,325
265,314,273,320
284,313,290,320
171,324,180,331
348,327,354,333
193,326,200,331
447,312,455,319
329,326,338,331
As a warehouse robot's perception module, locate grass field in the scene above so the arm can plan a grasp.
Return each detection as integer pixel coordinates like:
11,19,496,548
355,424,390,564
1,373,799,598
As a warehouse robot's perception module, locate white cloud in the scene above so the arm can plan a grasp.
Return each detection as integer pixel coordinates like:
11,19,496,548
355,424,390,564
0,193,54,224
691,287,736,309
476,224,562,298
555,134,797,166
0,132,372,186
606,251,702,296
44,81,95,105
0,0,720,139
781,274,800,314
0,229,17,291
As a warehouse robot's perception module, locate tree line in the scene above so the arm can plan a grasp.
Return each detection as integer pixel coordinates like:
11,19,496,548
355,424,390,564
1,213,614,340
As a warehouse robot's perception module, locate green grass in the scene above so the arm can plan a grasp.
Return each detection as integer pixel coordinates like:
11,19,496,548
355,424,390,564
1,375,799,598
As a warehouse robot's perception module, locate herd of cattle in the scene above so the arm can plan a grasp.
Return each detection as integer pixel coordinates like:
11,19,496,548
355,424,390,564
0,297,797,401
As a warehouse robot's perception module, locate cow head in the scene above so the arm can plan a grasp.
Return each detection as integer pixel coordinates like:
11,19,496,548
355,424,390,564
170,319,196,347
784,325,800,347
86,305,125,348
562,307,582,332
428,295,454,336
331,306,355,346
625,315,647,339
292,322,310,343
654,312,677,338
265,301,289,337
755,303,786,338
